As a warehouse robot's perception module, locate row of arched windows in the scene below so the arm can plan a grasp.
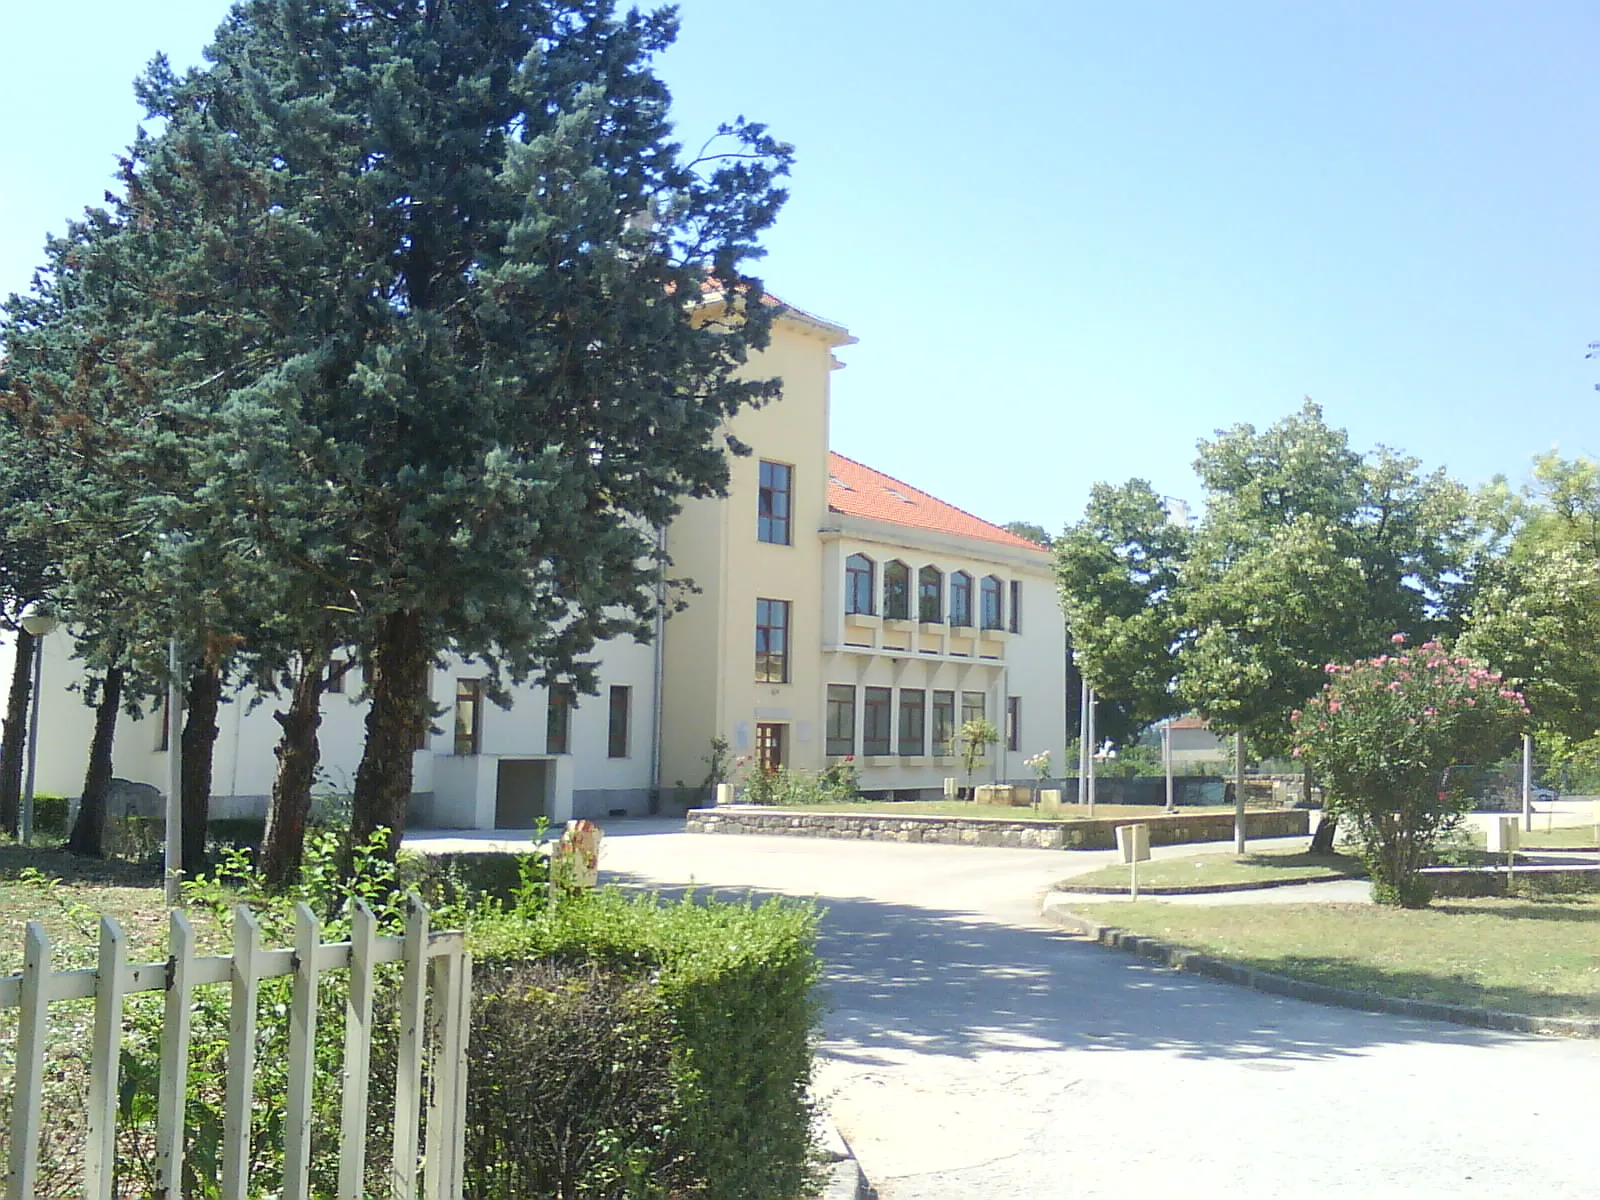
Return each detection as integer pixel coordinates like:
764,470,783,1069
845,554,1012,630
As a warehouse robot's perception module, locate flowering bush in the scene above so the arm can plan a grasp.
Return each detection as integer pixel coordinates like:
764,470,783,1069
1292,636,1526,906
1024,751,1052,781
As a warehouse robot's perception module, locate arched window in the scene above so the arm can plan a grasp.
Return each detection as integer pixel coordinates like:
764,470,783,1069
883,560,911,620
918,566,943,623
950,572,973,626
981,575,1004,630
846,554,876,615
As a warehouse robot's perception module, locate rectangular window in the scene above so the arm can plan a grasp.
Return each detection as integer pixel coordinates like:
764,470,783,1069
1009,581,1022,634
883,561,910,620
454,679,483,756
326,657,355,695
981,576,1004,630
758,460,792,545
933,690,956,755
608,685,631,757
547,684,574,755
756,722,787,772
755,598,791,683
898,688,926,756
826,684,856,757
863,686,892,756
1006,696,1021,751
155,695,170,752
961,690,986,729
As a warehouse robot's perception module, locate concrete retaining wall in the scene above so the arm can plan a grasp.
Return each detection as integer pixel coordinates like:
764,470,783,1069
685,806,1309,850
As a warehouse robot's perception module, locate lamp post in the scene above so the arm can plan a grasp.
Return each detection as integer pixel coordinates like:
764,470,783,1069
165,637,183,905
1162,719,1175,813
19,606,60,845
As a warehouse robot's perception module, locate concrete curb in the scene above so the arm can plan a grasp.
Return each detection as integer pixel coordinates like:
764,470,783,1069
1058,871,1356,896
1040,897,1600,1039
816,1112,874,1200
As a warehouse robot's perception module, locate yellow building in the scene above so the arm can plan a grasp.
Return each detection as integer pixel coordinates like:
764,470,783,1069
659,298,1067,799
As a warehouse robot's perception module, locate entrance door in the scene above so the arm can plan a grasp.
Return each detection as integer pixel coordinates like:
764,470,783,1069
495,759,550,828
756,723,787,773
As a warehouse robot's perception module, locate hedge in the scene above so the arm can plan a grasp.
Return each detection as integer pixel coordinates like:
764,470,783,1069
470,888,823,1200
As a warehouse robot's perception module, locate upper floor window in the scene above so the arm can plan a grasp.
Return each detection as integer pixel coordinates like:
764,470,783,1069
980,575,1004,630
758,460,792,545
883,560,911,620
755,598,791,683
950,572,973,626
846,553,876,615
1009,580,1022,634
918,566,943,623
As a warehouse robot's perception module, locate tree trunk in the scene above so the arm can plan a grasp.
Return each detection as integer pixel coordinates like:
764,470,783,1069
1307,764,1340,854
261,647,328,888
0,628,38,837
351,609,429,863
180,664,221,878
69,666,124,858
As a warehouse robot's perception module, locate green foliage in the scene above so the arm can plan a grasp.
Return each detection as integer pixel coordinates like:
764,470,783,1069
1054,480,1188,735
699,735,733,801
1293,638,1527,906
952,717,1000,785
470,888,823,1200
743,762,859,807
1178,401,1470,754
465,961,691,1200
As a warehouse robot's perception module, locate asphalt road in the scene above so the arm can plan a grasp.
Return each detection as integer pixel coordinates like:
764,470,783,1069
414,822,1600,1199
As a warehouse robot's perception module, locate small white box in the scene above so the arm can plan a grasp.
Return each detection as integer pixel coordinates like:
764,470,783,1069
1486,816,1520,854
1116,823,1151,863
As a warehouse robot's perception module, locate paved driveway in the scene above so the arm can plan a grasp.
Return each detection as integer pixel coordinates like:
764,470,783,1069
413,822,1600,1198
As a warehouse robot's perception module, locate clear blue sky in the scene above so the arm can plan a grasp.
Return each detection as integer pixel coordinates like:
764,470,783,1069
3,1,1596,533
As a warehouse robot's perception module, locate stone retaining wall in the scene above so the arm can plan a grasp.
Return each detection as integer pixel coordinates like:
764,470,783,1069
685,806,1310,850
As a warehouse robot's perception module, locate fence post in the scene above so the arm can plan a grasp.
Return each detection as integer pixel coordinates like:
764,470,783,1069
155,911,197,1200
221,906,263,1200
391,896,430,1200
283,903,323,1200
4,923,51,1200
338,900,379,1200
84,917,129,1200
424,947,469,1200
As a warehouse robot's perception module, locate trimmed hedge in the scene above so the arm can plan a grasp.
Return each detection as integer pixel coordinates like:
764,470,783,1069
470,889,823,1200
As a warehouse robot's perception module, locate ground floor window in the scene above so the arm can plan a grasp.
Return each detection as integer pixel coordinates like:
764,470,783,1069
454,678,483,756
547,684,574,755
933,690,956,755
826,685,856,756
898,688,926,756
1006,695,1021,751
608,685,631,757
756,721,787,773
961,690,986,730
863,686,892,756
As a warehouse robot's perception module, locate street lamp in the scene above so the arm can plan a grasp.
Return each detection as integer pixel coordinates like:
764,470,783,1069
19,605,60,845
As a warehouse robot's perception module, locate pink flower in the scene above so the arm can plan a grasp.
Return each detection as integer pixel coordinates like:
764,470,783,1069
1328,700,1341,713
1391,633,1407,644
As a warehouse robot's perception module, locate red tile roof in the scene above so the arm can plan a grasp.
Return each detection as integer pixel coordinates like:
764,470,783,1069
826,453,1045,551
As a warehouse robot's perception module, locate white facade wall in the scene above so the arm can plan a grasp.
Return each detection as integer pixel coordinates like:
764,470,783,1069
3,626,659,830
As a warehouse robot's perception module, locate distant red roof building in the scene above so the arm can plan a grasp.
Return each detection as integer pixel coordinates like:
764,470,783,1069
826,453,1043,551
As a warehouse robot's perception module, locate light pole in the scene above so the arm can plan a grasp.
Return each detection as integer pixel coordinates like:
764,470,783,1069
165,637,183,906
1162,719,1174,813
19,606,59,845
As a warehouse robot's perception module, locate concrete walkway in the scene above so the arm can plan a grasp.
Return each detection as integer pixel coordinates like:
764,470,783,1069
479,820,1600,1200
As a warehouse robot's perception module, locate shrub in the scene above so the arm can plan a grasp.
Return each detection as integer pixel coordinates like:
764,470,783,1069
1293,636,1526,907
465,961,692,1200
743,763,857,807
471,888,824,1200
30,794,70,839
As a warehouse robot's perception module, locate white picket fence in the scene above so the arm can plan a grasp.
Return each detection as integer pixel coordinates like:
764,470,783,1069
1,896,471,1200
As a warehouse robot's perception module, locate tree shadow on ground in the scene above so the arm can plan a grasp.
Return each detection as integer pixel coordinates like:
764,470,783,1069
1435,899,1600,923
600,868,1548,1069
0,842,159,886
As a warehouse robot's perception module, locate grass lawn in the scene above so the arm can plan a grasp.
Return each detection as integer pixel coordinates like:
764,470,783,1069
0,844,226,975
1482,824,1600,850
760,800,1241,821
1064,848,1364,890
1099,896,1600,1019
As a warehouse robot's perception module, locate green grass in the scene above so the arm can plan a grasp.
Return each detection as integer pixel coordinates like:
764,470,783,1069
1063,848,1364,890
1099,896,1600,1019
1480,823,1600,850
758,799,1241,821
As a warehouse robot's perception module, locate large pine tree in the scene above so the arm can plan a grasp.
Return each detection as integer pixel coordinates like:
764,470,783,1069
119,0,792,859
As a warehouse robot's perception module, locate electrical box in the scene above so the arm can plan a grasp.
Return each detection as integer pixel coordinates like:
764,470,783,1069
1116,823,1151,863
1486,816,1520,854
